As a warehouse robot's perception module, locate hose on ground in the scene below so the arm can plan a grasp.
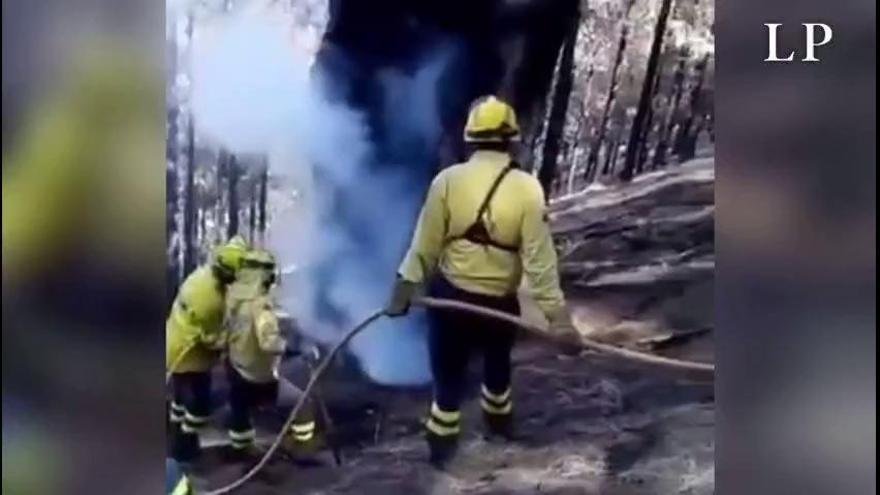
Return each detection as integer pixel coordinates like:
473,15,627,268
197,297,712,494
419,297,715,374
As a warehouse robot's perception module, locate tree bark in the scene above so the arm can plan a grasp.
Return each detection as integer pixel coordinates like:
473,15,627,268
183,116,197,276
226,153,240,239
635,66,664,174
652,52,687,169
537,13,579,199
620,0,674,181
258,160,269,235
248,175,257,244
585,17,631,182
166,109,180,304
565,110,587,194
674,53,710,162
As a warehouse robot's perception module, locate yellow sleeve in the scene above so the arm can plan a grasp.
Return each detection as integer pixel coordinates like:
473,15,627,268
519,181,565,317
255,301,286,354
183,292,226,350
398,172,449,283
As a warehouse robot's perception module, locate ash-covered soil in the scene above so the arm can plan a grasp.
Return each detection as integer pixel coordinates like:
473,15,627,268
192,337,713,495
191,158,716,494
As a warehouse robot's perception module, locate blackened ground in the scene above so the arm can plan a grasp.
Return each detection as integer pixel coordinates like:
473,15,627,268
189,159,716,494
190,335,713,495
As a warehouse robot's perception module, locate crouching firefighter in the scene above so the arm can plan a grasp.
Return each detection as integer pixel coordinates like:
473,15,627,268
167,236,249,463
386,96,577,468
224,248,322,462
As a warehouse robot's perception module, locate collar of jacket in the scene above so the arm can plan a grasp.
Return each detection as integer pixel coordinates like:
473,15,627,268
468,150,511,167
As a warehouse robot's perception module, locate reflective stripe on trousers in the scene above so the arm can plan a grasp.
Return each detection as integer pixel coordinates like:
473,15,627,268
228,428,256,449
480,385,513,415
289,421,316,442
425,402,461,437
181,410,210,434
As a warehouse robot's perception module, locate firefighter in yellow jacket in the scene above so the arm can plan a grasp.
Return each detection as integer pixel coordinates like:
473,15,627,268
386,95,576,468
167,236,249,462
224,248,320,462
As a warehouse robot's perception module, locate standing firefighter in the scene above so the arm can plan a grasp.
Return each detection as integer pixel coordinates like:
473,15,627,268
386,96,576,468
167,236,249,462
224,248,321,462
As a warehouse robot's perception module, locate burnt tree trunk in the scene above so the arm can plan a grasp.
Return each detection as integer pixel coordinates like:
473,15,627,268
674,53,710,162
182,116,197,277
652,52,687,169
166,110,179,303
635,66,664,174
565,111,587,194
226,153,240,239
585,6,632,181
248,176,257,244
258,162,269,235
607,133,622,173
537,13,579,199
620,0,674,181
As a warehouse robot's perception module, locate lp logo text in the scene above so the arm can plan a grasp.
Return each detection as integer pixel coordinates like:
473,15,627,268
765,23,833,62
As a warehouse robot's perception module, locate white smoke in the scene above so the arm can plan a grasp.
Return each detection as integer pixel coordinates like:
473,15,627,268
189,9,453,385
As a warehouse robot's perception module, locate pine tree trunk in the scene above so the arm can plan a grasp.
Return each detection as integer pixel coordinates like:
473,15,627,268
635,67,664,174
537,13,579,199
585,12,631,181
226,153,240,239
166,108,179,303
606,133,621,174
565,113,586,194
183,116,197,276
248,175,257,244
674,53,710,162
652,53,687,169
620,0,674,181
258,162,269,236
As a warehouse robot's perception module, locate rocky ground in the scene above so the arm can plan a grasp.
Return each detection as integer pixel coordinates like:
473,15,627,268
190,158,716,494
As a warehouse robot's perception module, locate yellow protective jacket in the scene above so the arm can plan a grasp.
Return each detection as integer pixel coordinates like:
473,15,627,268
398,150,565,317
226,271,287,384
166,266,228,373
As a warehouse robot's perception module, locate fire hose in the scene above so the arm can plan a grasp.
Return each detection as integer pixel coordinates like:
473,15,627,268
167,297,712,494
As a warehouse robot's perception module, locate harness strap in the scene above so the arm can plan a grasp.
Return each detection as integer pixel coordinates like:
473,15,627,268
447,161,520,253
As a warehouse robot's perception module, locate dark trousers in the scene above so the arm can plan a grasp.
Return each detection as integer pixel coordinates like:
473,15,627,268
170,372,213,435
226,362,278,449
426,276,519,425
169,372,213,461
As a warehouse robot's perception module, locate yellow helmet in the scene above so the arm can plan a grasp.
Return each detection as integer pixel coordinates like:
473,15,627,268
211,236,249,277
242,248,276,270
242,248,278,286
463,96,521,143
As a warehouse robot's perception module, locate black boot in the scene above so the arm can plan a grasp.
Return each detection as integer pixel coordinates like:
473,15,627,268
281,431,325,467
483,412,515,442
172,432,201,464
426,432,458,470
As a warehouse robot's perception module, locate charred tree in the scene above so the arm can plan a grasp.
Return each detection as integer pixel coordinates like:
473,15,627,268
248,176,257,244
603,128,622,176
652,51,687,169
311,0,577,328
226,153,240,239
537,13,579,199
258,161,268,235
674,53,710,162
182,116,197,277
635,66,664,174
620,0,674,182
166,110,180,303
585,2,634,181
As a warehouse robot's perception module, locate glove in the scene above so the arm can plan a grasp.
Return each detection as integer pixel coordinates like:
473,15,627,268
546,306,582,355
385,276,419,317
